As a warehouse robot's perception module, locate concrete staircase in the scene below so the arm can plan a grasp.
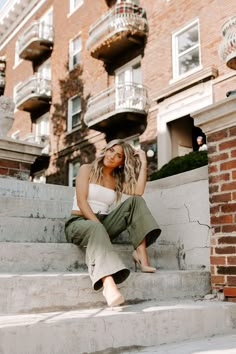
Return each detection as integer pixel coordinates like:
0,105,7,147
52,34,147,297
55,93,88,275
0,177,235,354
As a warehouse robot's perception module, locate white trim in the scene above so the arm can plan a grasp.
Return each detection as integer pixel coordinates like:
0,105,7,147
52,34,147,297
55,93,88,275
0,0,48,51
169,65,203,85
67,94,82,132
172,19,201,80
68,0,83,17
69,33,82,71
115,56,142,86
68,161,80,187
115,55,142,77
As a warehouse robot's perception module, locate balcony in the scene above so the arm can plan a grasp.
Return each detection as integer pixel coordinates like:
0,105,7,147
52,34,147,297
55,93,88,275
84,82,149,137
18,21,54,61
219,16,236,70
0,73,5,95
87,2,148,73
15,74,51,112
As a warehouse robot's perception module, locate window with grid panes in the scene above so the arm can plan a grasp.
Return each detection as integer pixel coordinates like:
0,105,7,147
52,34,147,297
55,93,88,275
172,20,200,79
68,95,81,131
70,0,83,14
69,161,80,187
69,35,82,70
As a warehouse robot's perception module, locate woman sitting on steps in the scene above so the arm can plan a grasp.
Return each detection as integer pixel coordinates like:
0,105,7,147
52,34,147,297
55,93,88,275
65,139,161,307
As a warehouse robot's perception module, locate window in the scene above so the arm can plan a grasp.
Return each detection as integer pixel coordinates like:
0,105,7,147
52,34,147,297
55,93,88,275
115,57,143,110
40,8,53,40
172,20,200,79
35,113,50,144
69,161,80,187
69,35,82,70
115,57,142,86
38,59,51,79
70,0,83,14
68,95,81,131
14,40,22,67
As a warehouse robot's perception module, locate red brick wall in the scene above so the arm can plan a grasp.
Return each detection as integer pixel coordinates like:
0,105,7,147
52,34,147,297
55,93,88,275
0,158,30,179
208,126,236,299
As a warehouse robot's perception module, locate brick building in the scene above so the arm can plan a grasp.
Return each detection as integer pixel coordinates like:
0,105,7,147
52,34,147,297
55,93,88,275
0,0,235,185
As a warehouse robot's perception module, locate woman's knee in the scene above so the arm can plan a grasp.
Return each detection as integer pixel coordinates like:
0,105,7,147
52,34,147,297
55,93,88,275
127,195,146,207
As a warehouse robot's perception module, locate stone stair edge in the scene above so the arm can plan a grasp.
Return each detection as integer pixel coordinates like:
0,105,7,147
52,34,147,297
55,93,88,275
0,299,235,354
0,177,75,200
0,269,211,276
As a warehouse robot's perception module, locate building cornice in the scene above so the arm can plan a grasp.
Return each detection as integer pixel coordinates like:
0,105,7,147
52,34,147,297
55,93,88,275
0,0,47,50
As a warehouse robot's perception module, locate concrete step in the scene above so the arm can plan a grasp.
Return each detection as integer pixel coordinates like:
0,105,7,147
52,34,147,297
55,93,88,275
0,217,66,242
0,177,74,201
0,242,179,273
0,300,235,354
121,334,236,353
0,271,211,314
1,196,72,218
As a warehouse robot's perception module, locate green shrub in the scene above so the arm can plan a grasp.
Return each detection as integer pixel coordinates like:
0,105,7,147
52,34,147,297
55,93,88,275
149,150,208,181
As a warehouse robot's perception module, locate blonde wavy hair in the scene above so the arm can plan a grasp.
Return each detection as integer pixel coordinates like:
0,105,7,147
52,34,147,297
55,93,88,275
89,139,141,201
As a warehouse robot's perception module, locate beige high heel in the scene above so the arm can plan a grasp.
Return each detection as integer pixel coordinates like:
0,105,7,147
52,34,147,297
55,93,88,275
132,250,156,273
102,288,125,307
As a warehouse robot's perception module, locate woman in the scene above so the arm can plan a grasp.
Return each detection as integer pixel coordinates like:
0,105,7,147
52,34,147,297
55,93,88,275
65,139,161,307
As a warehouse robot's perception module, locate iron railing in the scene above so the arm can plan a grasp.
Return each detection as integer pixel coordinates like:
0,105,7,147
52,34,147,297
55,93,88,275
18,21,54,56
84,82,149,126
219,16,236,69
15,73,51,108
87,2,148,52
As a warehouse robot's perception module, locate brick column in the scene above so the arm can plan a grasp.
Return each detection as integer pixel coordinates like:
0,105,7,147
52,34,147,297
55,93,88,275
192,95,236,301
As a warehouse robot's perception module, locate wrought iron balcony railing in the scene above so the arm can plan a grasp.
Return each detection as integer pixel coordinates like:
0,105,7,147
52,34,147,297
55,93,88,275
86,2,148,67
18,21,54,61
15,74,51,111
84,82,149,128
219,16,236,70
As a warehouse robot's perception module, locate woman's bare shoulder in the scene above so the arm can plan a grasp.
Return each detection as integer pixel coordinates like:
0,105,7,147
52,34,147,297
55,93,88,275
77,163,92,177
80,163,92,171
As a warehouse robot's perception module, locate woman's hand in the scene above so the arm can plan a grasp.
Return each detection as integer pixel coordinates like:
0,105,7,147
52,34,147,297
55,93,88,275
134,149,147,166
133,149,147,195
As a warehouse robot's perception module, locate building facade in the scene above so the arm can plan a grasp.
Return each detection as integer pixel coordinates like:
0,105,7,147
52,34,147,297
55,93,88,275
0,0,235,185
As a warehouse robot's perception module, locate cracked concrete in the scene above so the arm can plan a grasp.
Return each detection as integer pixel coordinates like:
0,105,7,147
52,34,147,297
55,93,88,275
145,166,210,270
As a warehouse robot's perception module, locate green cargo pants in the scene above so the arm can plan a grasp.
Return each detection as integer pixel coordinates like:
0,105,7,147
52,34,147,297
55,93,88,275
64,195,161,290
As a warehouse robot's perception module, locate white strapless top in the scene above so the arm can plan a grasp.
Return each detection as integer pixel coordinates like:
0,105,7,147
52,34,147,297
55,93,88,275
72,183,117,214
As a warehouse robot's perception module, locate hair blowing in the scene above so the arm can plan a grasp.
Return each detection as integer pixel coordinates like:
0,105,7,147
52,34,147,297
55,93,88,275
89,139,142,202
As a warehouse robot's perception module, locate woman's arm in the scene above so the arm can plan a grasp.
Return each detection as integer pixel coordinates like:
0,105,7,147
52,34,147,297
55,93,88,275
134,149,147,195
75,164,100,222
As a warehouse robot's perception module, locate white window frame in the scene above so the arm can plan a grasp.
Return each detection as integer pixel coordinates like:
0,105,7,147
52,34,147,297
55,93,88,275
35,112,50,144
14,40,22,68
69,161,80,187
67,95,82,132
38,58,51,80
69,34,82,71
115,55,142,85
172,19,201,81
69,0,84,16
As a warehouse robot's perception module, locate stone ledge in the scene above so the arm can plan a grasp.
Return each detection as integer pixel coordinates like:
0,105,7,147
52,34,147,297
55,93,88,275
146,165,208,190
0,138,44,164
154,66,218,103
192,95,236,134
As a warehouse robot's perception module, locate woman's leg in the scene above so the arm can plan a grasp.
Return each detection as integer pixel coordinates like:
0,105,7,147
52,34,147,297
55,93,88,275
65,216,130,292
102,196,161,267
103,195,161,248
